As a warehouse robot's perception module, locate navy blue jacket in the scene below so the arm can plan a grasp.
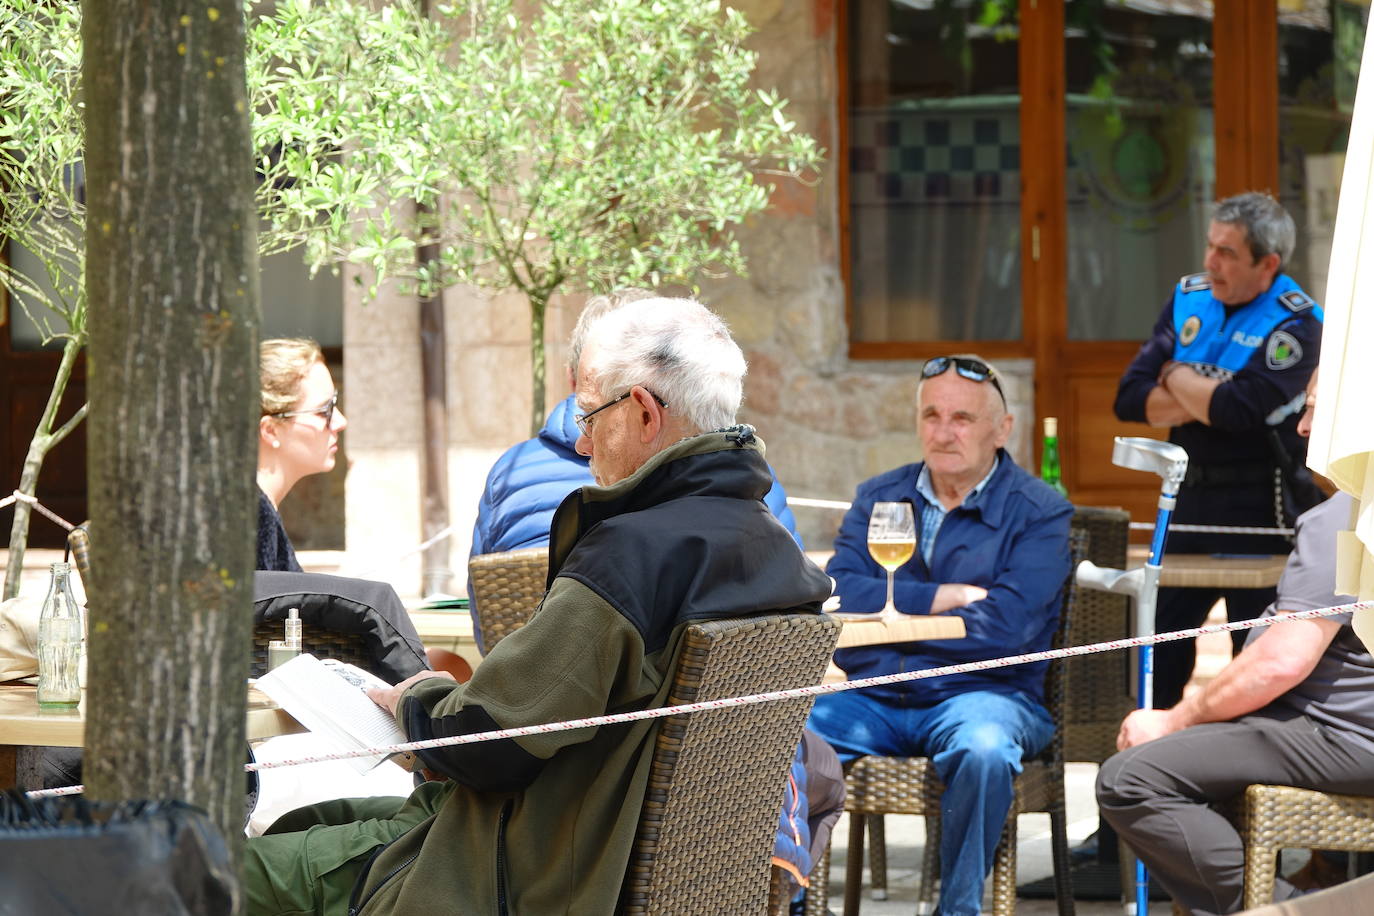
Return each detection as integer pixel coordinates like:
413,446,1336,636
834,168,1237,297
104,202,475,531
828,452,1072,707
469,393,803,576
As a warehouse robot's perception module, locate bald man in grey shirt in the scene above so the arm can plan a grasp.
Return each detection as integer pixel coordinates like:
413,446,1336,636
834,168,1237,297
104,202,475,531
1096,489,1374,915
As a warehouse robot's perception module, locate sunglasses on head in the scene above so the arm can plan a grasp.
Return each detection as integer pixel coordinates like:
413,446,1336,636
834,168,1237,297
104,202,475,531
921,356,1006,407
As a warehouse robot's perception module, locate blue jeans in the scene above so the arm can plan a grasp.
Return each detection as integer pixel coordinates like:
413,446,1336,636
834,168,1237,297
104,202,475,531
809,689,1054,916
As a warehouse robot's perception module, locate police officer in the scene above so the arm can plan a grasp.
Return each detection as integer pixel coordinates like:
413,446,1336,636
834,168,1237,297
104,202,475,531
1115,190,1325,709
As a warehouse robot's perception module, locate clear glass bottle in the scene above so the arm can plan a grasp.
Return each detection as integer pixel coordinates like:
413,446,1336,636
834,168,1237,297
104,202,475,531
37,561,83,707
1041,417,1069,497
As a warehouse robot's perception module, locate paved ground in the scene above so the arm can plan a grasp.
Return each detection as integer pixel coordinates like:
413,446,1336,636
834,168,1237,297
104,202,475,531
816,761,1183,915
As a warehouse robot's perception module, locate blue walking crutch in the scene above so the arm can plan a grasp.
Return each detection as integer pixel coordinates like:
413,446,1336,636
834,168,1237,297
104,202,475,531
1076,437,1189,916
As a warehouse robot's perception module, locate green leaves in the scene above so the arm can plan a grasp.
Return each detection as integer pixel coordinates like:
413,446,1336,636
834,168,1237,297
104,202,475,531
3,0,823,313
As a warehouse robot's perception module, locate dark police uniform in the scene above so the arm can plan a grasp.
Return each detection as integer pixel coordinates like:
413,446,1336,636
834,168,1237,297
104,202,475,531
1115,271,1325,707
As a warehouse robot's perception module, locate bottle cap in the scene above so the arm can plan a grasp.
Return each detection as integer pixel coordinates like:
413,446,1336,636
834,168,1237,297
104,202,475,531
1042,417,1058,437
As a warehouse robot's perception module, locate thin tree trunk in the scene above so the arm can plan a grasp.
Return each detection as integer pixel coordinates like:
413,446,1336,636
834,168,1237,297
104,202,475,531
417,201,452,597
3,335,87,599
529,292,547,437
81,0,260,868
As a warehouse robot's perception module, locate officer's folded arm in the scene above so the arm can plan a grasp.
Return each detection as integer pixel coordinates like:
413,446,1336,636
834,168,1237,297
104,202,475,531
1144,384,1195,427
1159,367,1221,425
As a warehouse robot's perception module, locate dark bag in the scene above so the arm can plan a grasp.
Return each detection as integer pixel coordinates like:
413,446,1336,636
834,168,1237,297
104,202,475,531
253,572,428,682
0,790,236,916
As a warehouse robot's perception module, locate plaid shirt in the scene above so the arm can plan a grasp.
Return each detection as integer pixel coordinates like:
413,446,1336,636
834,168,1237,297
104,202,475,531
914,456,999,565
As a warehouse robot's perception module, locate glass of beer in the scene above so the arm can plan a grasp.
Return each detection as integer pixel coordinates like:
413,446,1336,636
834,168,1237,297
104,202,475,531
868,501,915,622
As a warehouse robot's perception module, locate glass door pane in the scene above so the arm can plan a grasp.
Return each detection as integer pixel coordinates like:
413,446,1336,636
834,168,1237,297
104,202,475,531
847,0,1021,342
1278,0,1369,307
1065,2,1215,341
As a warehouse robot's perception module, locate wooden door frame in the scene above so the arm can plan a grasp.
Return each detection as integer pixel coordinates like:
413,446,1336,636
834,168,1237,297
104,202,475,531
833,1,1281,490
1025,0,1280,478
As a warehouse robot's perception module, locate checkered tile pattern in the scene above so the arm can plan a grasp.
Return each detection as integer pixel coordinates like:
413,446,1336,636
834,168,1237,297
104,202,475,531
849,109,1021,204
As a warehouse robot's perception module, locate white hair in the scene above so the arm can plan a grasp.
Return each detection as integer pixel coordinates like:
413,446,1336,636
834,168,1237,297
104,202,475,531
566,288,655,379
583,297,746,434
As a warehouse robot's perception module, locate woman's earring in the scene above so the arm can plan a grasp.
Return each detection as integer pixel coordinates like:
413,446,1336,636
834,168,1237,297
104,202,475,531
271,440,281,449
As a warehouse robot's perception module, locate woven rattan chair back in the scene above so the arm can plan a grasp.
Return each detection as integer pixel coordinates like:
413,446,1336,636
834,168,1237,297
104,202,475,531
1231,784,1374,909
1061,506,1134,764
467,548,550,655
249,620,373,677
66,524,92,598
822,524,1090,916
619,612,842,916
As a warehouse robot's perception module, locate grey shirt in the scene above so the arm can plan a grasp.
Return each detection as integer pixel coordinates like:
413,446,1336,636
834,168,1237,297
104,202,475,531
1246,491,1374,752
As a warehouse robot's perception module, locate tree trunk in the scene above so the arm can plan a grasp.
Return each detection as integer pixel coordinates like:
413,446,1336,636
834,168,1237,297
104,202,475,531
3,335,87,599
417,202,453,597
81,0,260,866
529,292,547,437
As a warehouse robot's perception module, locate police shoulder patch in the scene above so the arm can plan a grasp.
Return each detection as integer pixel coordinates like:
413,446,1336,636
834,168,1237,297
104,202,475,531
1179,315,1202,346
1266,330,1303,370
1278,290,1315,313
1180,272,1211,293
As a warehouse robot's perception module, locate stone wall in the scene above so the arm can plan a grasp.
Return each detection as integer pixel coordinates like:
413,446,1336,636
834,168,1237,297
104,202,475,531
337,0,1039,595
698,0,1034,549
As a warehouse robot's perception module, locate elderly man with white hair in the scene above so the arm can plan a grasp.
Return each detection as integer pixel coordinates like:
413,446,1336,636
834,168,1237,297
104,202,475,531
810,354,1073,916
243,297,832,916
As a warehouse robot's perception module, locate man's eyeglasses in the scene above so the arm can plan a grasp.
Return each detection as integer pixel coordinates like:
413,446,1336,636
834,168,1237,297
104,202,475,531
575,387,667,436
271,392,339,427
920,356,1006,407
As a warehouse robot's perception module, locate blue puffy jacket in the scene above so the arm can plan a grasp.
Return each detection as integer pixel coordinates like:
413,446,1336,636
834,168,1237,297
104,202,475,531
470,393,803,566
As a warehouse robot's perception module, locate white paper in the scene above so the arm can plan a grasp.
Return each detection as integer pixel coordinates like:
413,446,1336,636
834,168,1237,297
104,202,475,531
256,653,406,774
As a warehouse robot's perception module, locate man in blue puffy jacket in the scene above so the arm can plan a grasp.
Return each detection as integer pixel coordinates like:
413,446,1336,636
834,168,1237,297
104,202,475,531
469,289,803,636
808,354,1072,916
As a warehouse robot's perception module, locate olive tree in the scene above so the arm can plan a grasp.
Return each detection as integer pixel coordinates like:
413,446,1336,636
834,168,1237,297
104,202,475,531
0,0,451,594
263,0,823,432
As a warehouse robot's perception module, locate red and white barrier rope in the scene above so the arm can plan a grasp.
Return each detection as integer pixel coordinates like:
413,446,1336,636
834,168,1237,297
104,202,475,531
26,600,1370,800
5,491,76,532
1129,522,1293,537
787,497,854,511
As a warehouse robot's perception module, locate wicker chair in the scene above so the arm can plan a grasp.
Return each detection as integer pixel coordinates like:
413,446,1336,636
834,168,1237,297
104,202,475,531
1059,507,1133,766
249,619,373,676
1235,869,1374,915
66,524,92,597
815,524,1091,916
618,612,842,915
467,547,550,654
1229,784,1374,909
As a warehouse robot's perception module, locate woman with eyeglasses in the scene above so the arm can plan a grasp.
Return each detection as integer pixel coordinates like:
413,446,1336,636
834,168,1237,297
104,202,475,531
256,338,348,571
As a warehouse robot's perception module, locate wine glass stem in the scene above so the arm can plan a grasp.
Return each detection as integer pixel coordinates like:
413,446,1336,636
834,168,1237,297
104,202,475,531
886,569,896,612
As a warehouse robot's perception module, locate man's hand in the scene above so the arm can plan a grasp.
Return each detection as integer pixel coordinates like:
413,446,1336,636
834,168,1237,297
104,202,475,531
1116,708,1183,750
1144,385,1193,427
1158,363,1222,425
930,583,988,614
366,669,457,717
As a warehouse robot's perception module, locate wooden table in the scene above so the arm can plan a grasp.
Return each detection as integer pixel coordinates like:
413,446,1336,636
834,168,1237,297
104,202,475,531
0,685,303,786
823,613,967,683
1126,545,1287,589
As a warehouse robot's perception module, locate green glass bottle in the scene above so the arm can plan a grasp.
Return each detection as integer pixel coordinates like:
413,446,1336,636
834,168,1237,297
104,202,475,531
1041,417,1068,497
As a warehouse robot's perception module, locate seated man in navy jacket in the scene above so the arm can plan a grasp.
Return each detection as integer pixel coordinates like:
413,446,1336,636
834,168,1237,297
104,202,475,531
809,354,1072,916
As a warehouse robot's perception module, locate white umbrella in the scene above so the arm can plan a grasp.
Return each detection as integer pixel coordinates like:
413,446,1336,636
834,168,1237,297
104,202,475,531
1307,10,1374,648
